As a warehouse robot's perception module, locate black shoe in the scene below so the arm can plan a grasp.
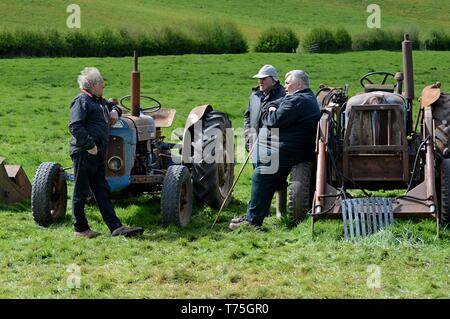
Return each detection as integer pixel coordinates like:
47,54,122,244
111,226,144,237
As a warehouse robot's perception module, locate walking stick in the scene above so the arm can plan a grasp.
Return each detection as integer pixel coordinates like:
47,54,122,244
211,138,258,228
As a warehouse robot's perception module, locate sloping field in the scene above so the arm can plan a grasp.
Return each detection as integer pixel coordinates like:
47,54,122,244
1,0,449,42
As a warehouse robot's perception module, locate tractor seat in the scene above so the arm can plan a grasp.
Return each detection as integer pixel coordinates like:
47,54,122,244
364,84,395,93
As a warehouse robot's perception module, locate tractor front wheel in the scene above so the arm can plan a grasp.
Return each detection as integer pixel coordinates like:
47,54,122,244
31,162,67,227
161,165,193,226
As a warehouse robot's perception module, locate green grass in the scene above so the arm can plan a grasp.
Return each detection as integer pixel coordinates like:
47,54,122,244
1,0,449,44
0,51,449,298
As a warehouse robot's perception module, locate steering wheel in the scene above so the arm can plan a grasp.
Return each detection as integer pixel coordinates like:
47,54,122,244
119,95,162,113
360,71,396,88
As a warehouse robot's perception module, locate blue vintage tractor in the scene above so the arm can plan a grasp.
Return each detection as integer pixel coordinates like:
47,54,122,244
31,52,235,227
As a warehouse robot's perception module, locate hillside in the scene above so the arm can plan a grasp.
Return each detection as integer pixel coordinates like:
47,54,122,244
1,0,449,43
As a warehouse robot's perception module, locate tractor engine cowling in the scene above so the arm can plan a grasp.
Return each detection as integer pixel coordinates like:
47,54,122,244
106,114,156,192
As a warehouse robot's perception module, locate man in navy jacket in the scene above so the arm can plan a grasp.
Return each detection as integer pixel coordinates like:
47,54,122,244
69,67,144,238
230,70,320,230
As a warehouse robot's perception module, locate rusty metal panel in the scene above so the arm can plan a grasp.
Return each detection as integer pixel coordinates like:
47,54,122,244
347,155,404,180
0,157,31,203
145,108,176,128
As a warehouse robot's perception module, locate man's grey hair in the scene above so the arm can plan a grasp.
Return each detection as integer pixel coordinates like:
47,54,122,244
285,70,310,88
77,67,104,89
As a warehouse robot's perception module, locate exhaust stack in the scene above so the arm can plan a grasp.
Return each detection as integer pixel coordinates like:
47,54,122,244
402,34,414,100
131,50,140,117
402,34,414,135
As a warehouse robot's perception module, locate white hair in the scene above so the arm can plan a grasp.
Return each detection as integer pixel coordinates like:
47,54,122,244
285,70,310,88
77,67,104,89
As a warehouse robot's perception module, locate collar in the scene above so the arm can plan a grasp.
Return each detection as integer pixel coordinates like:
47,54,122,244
81,89,103,102
292,88,311,95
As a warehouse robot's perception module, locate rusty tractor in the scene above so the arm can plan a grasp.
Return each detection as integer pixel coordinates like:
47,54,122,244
288,35,449,239
31,51,234,227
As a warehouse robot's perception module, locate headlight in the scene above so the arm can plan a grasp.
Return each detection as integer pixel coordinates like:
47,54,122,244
107,156,123,172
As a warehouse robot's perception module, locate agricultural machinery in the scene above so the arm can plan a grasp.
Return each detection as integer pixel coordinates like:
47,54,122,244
289,35,449,238
0,156,31,204
31,51,234,227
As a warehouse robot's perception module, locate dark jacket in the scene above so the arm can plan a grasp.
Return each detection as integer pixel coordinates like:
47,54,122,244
259,88,320,166
244,82,285,151
68,92,122,156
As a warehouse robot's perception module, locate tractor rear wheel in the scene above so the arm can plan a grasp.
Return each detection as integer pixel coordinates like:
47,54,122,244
191,111,234,209
439,158,450,224
31,162,67,227
287,162,313,222
161,165,193,226
432,94,450,159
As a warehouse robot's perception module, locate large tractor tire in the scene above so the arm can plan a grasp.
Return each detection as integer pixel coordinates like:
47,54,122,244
191,111,234,209
432,93,450,159
161,165,193,226
439,158,450,224
31,162,67,227
287,162,313,222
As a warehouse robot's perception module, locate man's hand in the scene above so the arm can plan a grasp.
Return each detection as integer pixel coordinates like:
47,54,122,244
109,109,119,126
87,145,98,155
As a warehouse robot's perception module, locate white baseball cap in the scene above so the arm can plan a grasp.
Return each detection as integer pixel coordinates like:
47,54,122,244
252,64,278,81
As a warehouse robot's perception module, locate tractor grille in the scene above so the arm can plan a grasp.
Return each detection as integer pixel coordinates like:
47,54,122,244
341,197,394,240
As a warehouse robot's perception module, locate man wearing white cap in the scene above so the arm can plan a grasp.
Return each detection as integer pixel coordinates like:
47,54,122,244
243,64,286,218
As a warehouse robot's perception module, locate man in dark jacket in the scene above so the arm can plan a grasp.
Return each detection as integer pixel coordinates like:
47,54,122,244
243,64,287,218
69,67,144,238
230,70,320,230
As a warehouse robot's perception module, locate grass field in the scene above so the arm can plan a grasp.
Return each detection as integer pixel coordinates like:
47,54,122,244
1,0,450,43
0,50,449,298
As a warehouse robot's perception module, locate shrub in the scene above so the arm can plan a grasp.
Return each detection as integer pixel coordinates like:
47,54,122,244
189,21,247,54
423,30,450,50
352,29,398,51
254,27,299,53
65,31,97,57
334,27,352,51
302,28,337,53
0,30,16,57
44,30,67,56
0,21,247,57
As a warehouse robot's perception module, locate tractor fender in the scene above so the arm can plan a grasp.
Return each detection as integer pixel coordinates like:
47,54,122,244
420,82,441,109
181,104,213,164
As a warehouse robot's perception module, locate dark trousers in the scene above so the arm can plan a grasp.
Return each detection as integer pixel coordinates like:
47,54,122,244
245,165,292,226
71,151,122,232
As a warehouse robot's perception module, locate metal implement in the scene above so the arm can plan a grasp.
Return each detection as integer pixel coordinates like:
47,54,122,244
0,157,31,203
341,197,394,240
310,34,446,238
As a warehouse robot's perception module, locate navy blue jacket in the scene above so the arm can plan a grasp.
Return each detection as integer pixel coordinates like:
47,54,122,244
259,88,320,166
68,92,122,156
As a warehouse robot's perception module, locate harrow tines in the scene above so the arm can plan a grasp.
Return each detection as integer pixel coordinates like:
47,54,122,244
341,197,395,240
